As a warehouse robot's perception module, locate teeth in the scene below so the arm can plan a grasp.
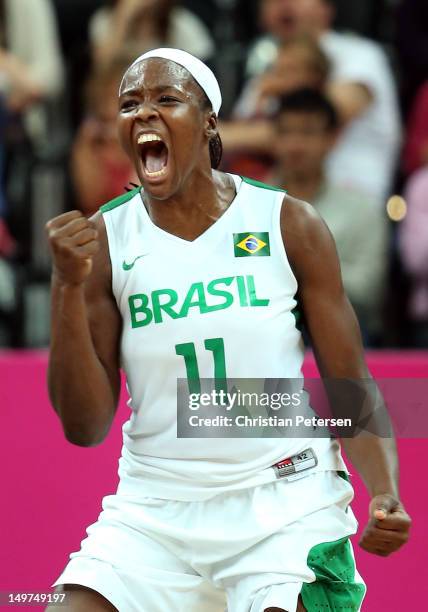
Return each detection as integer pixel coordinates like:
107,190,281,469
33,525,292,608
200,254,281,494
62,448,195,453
138,133,163,144
145,167,167,178
137,133,167,178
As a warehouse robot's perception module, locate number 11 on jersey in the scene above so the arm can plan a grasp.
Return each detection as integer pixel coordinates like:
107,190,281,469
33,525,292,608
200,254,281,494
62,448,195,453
175,338,227,395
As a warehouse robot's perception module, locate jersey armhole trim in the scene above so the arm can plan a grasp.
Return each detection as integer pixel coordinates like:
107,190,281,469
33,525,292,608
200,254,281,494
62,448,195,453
241,175,287,193
100,188,141,311
272,191,300,308
100,187,141,214
101,206,121,313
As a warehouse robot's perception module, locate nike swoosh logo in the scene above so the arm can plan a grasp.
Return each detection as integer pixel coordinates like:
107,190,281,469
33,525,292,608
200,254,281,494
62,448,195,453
122,254,147,271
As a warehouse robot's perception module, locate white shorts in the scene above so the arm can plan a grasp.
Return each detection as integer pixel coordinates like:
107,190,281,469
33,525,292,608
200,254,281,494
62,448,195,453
52,471,366,612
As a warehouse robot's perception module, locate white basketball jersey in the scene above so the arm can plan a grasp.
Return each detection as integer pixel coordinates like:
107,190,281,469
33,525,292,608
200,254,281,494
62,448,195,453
102,174,347,500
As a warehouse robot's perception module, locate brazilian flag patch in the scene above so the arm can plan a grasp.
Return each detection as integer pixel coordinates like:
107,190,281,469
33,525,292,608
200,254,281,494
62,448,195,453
234,232,270,257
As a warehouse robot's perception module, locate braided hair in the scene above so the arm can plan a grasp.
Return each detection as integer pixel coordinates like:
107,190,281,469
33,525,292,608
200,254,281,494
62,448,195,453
200,91,223,170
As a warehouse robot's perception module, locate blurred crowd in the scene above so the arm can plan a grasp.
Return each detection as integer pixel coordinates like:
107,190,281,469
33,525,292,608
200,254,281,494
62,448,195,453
0,0,427,349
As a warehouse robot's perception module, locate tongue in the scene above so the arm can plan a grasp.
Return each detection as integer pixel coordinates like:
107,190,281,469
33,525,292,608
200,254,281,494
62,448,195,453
145,146,168,174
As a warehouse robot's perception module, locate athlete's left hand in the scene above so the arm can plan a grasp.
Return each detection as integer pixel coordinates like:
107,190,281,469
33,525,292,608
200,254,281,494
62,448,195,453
359,494,411,556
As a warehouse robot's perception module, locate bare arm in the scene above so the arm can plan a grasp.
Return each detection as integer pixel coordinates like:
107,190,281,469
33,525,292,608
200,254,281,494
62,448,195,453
219,120,274,155
47,211,122,446
282,196,411,555
327,81,374,124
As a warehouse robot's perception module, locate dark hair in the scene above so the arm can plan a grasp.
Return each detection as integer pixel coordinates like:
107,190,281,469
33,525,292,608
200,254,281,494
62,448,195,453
200,91,223,170
276,88,339,131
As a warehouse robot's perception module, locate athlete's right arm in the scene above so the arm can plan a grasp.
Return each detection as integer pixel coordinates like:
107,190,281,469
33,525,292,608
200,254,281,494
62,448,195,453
46,210,122,446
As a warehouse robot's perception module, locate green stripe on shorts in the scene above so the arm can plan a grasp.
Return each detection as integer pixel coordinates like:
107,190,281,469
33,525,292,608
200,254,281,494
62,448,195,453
301,536,366,611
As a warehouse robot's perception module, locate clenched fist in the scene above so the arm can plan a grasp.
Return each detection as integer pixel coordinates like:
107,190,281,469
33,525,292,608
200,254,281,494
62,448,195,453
46,211,100,285
359,494,411,556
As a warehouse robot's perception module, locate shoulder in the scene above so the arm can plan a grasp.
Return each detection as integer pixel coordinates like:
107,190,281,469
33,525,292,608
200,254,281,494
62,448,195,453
280,194,326,238
322,31,390,83
100,187,141,215
280,195,336,282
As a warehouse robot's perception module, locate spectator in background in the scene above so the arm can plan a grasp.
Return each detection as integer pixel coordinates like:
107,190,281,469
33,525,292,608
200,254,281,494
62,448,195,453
221,35,330,179
71,55,137,216
0,0,63,111
235,34,330,119
0,0,63,258
90,0,214,68
402,82,428,178
245,0,296,77
242,0,401,205
51,0,107,130
398,168,428,348
270,89,388,341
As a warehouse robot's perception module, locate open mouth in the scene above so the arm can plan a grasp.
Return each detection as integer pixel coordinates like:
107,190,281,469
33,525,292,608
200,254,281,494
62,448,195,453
137,133,169,179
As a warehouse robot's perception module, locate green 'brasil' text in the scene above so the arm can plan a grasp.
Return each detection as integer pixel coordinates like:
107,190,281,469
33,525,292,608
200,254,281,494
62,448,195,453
129,275,269,328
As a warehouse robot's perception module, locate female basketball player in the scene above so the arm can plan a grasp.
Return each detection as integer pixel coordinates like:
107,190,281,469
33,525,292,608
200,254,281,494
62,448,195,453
45,49,411,612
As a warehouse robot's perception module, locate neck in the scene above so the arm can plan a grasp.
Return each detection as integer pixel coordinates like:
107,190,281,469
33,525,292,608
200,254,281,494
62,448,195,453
274,167,324,203
143,167,235,241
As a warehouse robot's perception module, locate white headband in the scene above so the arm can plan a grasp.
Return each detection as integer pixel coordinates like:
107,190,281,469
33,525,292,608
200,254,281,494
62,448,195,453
122,48,222,115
